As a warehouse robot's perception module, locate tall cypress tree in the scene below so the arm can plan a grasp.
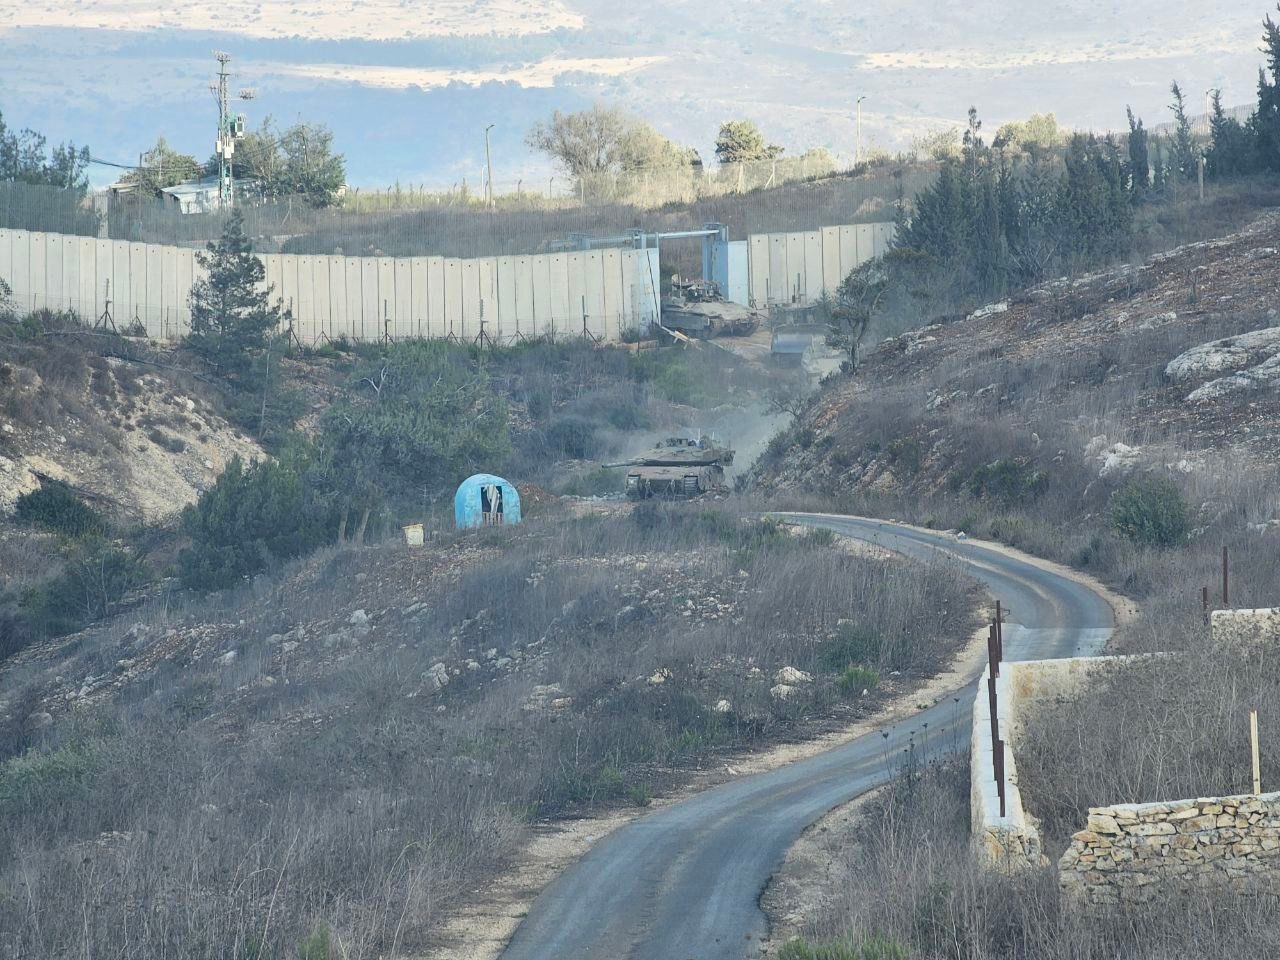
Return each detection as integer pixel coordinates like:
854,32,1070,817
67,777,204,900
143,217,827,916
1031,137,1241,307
1168,82,1199,181
1253,11,1280,172
1125,107,1150,199
1207,89,1255,178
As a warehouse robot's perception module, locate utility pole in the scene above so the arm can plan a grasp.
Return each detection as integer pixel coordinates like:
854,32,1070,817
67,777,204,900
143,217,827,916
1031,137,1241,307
211,52,254,211
484,123,496,209
855,95,868,166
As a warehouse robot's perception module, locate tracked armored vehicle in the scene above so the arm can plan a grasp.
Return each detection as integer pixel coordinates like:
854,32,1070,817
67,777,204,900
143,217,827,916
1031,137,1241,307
604,437,736,499
660,279,763,339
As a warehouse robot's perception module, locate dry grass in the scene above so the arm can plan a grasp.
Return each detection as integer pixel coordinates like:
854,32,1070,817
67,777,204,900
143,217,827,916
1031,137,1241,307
0,505,979,958
791,758,1280,960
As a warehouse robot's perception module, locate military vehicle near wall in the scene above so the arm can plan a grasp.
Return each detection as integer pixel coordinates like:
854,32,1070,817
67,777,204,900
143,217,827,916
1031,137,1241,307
660,279,763,339
603,437,736,499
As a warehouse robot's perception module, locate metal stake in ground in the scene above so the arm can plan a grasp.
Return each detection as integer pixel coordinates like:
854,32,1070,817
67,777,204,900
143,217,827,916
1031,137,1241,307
1251,708,1262,795
1223,545,1231,608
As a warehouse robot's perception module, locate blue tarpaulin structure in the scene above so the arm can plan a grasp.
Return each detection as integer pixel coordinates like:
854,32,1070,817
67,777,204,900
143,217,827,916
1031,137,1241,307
454,474,522,529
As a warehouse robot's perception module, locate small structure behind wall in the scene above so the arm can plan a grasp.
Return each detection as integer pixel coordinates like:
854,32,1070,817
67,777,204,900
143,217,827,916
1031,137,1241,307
454,473,522,530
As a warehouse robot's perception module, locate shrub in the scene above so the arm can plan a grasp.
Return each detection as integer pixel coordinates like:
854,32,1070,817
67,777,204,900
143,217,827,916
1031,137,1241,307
1108,474,1190,546
21,543,142,637
296,926,332,960
178,456,333,591
147,429,186,454
837,665,880,695
544,416,601,460
0,742,100,815
819,624,883,672
14,480,107,539
966,458,1047,503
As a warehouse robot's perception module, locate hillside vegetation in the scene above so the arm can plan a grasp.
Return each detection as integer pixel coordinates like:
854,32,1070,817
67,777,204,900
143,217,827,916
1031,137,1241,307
755,143,1280,960
0,507,978,957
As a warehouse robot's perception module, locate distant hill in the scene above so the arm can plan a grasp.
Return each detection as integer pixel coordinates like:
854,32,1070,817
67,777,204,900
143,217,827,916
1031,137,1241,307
0,0,1272,185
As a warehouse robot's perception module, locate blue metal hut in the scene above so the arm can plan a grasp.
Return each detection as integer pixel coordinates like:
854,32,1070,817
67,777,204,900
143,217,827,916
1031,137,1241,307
454,473,522,529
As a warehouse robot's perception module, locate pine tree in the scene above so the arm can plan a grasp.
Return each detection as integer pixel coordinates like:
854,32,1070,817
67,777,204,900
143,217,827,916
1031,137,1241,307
962,106,985,177
187,210,289,373
1125,107,1150,199
1168,82,1199,181
1206,89,1255,179
1253,11,1280,172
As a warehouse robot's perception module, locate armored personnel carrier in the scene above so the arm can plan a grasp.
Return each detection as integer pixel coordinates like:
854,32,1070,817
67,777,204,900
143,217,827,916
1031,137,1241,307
604,437,736,499
660,279,763,339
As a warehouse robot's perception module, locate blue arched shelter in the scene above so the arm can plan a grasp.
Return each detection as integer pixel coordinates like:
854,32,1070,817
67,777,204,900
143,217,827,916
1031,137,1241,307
454,473,522,529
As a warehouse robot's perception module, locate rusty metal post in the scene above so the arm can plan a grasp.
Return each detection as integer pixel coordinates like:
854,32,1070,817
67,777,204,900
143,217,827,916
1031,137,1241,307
995,600,1004,663
987,675,999,774
987,624,998,678
1202,585,1210,625
1223,546,1230,608
995,738,1006,817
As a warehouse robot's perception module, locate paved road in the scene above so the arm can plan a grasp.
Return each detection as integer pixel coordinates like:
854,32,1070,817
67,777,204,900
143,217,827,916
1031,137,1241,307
500,515,1115,960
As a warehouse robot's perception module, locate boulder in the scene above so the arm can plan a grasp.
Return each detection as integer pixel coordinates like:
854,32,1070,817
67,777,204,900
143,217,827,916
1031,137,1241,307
1187,353,1280,402
713,699,733,713
1165,328,1280,383
770,683,798,701
968,301,1009,322
425,662,449,690
348,609,370,626
774,666,813,685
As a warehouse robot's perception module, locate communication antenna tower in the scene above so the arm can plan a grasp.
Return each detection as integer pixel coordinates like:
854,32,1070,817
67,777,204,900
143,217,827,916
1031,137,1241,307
210,52,255,210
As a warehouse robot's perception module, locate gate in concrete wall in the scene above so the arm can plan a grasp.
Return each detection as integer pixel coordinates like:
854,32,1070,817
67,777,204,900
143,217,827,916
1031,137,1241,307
712,221,895,309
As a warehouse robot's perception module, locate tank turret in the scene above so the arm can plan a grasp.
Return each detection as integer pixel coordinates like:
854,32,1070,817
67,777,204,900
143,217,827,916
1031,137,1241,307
603,437,735,498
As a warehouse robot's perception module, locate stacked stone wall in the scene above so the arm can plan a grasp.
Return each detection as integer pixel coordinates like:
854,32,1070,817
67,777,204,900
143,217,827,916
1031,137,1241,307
1060,793,1280,908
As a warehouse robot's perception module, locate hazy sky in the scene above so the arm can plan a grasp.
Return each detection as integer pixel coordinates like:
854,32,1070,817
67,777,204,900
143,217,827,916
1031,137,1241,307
0,0,1270,185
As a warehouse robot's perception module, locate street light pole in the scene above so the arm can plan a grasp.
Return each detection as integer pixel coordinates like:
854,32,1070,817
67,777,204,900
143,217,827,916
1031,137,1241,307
855,95,868,166
484,123,496,209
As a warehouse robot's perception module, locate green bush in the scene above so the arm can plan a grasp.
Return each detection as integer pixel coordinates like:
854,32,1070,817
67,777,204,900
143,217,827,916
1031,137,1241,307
1108,475,1190,546
21,542,141,637
14,480,107,539
179,455,333,591
0,742,100,815
544,416,601,460
966,458,1046,503
819,624,883,672
296,925,332,960
837,665,881,695
321,341,509,500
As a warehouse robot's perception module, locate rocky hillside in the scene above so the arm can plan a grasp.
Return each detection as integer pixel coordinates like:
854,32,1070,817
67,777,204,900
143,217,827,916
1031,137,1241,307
753,210,1280,500
0,336,264,522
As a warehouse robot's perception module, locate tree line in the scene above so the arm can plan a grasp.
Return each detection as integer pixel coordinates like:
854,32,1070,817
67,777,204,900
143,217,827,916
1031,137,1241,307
826,4,1280,368
525,105,818,178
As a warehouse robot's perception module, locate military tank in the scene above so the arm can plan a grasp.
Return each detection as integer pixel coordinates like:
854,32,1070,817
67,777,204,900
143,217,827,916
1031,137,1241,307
660,279,763,339
603,437,736,499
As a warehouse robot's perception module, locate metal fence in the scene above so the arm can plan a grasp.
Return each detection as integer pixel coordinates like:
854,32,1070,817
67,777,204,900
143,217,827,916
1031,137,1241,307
1,163,931,263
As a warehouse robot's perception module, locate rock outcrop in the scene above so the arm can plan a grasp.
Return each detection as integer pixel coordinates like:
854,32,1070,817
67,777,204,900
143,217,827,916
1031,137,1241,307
1165,327,1280,401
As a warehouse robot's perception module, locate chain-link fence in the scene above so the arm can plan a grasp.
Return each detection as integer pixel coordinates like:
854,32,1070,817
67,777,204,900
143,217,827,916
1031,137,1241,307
3,161,932,256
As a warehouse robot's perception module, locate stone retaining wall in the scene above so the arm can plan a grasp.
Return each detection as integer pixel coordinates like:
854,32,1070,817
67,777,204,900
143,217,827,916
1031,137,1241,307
1060,793,1280,908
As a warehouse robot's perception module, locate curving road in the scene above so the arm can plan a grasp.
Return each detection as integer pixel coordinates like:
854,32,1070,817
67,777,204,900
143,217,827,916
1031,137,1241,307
500,515,1115,960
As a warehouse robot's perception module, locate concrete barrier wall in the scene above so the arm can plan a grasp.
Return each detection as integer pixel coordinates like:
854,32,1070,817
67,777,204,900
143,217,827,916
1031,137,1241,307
1212,608,1280,647
0,229,661,344
746,221,894,306
971,656,1130,869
